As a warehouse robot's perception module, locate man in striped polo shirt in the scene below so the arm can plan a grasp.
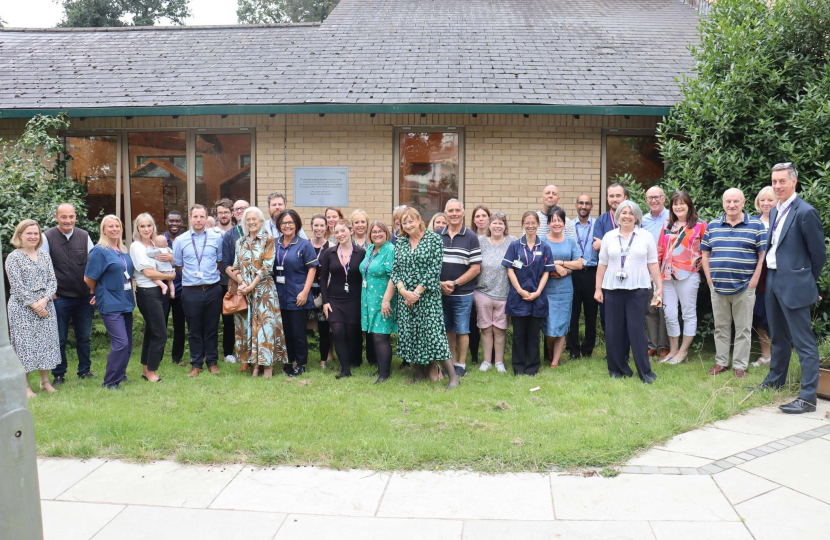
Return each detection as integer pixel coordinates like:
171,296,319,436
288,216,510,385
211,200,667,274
440,199,482,378
701,188,767,378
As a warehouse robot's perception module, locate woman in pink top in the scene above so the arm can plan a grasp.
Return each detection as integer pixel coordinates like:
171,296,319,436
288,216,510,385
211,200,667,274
658,191,707,365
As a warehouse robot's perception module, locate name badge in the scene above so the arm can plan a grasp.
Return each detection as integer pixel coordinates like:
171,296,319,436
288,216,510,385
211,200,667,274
344,283,350,293
123,282,132,290
362,279,368,288
534,251,542,256
276,276,286,284
615,270,628,281
275,266,284,271
513,259,524,269
124,270,131,280
194,271,204,279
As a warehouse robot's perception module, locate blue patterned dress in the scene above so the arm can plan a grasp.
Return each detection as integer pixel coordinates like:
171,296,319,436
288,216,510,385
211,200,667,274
541,235,581,337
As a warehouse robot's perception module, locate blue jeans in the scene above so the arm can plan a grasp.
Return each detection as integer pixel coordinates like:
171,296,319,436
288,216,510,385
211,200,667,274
442,294,474,334
52,295,95,376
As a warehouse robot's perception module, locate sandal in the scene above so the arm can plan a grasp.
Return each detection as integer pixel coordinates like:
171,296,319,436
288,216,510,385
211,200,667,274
751,357,771,367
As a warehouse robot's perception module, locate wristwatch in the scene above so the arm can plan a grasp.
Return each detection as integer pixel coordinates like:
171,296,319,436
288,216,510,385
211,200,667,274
453,280,459,288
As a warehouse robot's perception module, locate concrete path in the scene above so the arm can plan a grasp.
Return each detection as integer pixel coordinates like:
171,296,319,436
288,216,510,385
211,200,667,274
38,400,830,540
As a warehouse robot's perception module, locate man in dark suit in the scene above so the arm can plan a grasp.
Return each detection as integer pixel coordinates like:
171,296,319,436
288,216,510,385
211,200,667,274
758,162,827,414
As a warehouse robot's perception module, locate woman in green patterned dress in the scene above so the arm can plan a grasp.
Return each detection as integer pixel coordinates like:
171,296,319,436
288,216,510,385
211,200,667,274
360,220,397,383
390,207,458,389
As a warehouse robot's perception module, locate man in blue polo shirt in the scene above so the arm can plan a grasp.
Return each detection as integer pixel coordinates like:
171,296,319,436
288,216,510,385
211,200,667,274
440,199,481,377
701,188,767,378
641,186,670,359
174,204,225,377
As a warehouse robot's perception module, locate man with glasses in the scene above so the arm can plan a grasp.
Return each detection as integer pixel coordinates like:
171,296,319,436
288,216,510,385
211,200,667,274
641,186,671,359
219,198,249,364
566,195,599,359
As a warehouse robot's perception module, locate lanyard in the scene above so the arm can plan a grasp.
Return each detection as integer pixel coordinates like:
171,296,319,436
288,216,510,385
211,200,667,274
114,248,129,281
618,232,636,269
609,210,616,229
771,204,793,245
276,240,290,273
522,240,538,267
337,245,352,276
363,248,378,279
269,221,279,238
576,218,592,255
313,241,327,260
190,231,208,267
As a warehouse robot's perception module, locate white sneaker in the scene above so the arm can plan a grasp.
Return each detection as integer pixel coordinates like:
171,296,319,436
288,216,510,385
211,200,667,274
751,357,770,367
495,362,507,373
225,355,237,363
479,362,492,372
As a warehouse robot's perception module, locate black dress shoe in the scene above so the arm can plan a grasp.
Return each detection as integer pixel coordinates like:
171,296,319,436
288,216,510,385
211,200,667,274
569,352,580,360
746,383,782,392
102,383,122,391
78,371,97,380
335,372,352,380
779,399,817,415
286,365,306,378
642,373,657,385
373,377,388,384
52,375,66,386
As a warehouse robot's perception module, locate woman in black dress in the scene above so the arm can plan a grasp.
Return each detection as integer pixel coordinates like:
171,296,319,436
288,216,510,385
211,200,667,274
321,219,366,379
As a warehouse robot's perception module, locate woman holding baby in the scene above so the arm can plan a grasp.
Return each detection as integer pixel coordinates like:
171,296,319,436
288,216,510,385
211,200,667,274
129,213,176,383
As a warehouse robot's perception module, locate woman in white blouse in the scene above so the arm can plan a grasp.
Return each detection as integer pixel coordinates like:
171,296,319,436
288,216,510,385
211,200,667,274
130,213,176,382
595,201,662,384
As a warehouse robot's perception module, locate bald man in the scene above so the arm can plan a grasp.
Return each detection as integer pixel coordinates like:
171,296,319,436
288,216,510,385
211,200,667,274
701,188,767,378
536,184,576,239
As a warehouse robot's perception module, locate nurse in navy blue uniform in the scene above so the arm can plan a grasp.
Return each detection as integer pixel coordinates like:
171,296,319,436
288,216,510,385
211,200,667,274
502,211,554,376
273,209,319,377
84,215,136,390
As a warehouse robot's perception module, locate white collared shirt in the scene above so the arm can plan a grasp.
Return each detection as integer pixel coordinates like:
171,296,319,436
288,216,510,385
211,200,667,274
765,192,797,270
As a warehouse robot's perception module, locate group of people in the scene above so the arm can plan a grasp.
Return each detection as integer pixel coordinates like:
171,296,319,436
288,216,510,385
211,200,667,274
5,163,825,413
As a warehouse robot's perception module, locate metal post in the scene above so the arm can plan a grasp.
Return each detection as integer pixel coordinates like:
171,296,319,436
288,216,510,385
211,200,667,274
0,243,44,540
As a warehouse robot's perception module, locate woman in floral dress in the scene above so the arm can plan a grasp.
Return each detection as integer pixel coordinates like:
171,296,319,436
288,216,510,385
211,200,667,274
233,207,288,378
390,207,457,389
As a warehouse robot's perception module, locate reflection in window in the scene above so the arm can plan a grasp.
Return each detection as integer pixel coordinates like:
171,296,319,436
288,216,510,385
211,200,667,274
129,132,187,229
195,133,252,209
65,135,120,223
606,135,664,191
399,132,459,224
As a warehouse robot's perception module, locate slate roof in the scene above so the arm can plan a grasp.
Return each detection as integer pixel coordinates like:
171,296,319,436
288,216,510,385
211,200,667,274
0,0,701,112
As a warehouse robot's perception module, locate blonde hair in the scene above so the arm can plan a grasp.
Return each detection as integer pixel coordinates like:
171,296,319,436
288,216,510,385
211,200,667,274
755,186,776,212
12,219,42,249
428,212,446,231
132,213,158,243
398,207,426,236
97,214,126,251
350,209,369,223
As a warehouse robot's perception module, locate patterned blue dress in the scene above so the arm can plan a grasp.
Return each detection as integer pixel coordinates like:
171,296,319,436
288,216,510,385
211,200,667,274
541,235,581,337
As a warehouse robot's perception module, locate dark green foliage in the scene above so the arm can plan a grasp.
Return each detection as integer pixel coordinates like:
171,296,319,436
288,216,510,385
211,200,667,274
658,0,830,333
0,114,98,255
237,0,339,24
58,0,191,27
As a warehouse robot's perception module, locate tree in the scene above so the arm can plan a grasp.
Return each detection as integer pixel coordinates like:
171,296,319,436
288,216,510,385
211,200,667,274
0,115,98,255
237,0,339,24
57,0,191,27
658,0,830,331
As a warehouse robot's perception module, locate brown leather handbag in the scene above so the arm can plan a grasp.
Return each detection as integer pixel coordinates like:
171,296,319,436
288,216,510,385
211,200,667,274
223,280,248,315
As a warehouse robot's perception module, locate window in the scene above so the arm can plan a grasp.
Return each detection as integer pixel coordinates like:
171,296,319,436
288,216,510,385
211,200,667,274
128,132,188,229
395,129,462,224
195,133,252,209
605,133,664,193
65,135,121,223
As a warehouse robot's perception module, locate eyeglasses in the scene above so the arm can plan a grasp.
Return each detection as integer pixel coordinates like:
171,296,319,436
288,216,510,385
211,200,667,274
646,196,665,201
576,202,593,206
233,206,247,212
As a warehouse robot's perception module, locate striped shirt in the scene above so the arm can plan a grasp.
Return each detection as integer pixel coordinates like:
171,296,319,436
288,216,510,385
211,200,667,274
440,225,482,296
701,212,767,295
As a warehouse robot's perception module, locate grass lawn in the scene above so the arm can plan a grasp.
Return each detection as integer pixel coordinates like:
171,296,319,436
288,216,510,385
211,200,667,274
27,328,805,472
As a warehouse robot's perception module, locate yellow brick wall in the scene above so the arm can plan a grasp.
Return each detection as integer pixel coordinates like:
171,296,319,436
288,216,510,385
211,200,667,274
0,113,659,229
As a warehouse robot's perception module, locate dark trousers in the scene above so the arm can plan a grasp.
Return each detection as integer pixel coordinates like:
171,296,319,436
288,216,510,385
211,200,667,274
283,309,309,368
600,290,629,359
318,320,331,361
364,332,376,366
100,312,133,388
469,301,480,363
371,333,393,379
511,316,542,375
221,284,235,357
604,288,653,381
52,295,94,376
762,270,820,403
165,295,187,363
135,287,169,371
182,285,223,369
332,322,364,374
567,267,598,357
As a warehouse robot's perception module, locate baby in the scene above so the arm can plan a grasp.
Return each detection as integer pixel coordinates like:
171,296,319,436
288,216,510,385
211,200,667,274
145,235,176,298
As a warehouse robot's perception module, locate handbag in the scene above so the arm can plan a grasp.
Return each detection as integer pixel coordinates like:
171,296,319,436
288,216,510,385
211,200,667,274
223,280,248,315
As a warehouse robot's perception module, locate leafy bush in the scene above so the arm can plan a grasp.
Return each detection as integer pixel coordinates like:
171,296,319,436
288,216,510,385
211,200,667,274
0,114,98,255
658,0,830,334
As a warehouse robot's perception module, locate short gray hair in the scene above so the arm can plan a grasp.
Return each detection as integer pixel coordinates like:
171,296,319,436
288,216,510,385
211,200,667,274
241,207,266,236
614,200,643,227
444,198,464,212
771,162,798,180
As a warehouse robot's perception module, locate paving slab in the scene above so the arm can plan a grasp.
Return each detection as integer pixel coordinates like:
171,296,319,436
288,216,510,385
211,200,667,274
736,487,830,540
92,505,286,540
738,438,830,504
462,520,654,540
377,471,553,520
550,474,738,522
626,448,711,468
210,466,389,517
275,515,462,540
57,461,241,508
655,427,775,460
712,468,779,505
41,500,124,540
650,521,753,540
37,458,107,500
712,410,827,439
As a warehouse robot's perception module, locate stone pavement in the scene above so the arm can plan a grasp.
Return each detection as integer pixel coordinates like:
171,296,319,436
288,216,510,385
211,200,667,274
37,400,830,540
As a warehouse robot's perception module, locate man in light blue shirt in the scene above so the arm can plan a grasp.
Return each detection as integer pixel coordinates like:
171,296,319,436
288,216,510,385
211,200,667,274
640,186,670,358
174,204,224,376
567,194,600,359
